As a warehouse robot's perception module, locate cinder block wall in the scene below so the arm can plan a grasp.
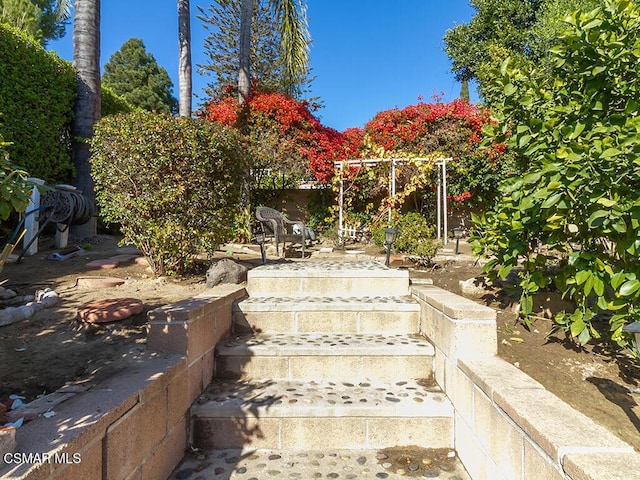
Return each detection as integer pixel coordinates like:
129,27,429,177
412,285,640,480
0,284,246,480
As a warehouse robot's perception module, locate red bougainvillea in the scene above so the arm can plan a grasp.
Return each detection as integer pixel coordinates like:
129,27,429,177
364,98,490,154
202,89,347,183
202,90,508,204
360,98,508,205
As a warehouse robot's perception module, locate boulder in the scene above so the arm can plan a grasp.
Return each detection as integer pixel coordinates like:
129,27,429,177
77,298,143,323
206,259,248,288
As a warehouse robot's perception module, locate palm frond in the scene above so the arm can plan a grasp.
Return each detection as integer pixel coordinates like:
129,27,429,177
269,0,310,94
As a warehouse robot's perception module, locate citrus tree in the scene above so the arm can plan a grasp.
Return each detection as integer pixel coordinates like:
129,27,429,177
473,0,640,352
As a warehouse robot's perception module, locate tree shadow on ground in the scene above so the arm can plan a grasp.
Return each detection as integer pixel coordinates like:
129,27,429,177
587,376,640,434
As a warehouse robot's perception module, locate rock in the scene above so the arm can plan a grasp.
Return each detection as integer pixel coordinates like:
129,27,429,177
17,304,34,319
27,301,45,313
0,309,15,327
36,289,59,308
0,402,6,424
459,277,491,297
0,426,16,457
77,298,144,323
206,259,248,287
10,306,28,322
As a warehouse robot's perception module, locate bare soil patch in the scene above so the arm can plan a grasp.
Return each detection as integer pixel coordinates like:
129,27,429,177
1,236,638,453
0,235,251,404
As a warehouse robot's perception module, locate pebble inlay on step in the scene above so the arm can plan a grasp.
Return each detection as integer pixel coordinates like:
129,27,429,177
237,295,419,309
195,378,450,417
170,447,471,479
254,261,389,272
218,333,434,356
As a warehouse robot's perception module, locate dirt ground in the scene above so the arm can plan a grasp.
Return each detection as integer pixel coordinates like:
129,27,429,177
0,235,638,453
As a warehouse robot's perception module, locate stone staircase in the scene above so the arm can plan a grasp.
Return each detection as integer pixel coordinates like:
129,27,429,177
176,261,470,479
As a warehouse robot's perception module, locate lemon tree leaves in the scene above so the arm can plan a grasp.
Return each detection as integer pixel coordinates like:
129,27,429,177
472,0,640,353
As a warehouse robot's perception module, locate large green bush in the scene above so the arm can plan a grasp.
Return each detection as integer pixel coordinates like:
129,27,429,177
0,23,76,182
473,0,640,352
91,113,250,275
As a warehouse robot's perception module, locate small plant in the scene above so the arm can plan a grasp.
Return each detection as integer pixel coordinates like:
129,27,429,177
372,211,440,266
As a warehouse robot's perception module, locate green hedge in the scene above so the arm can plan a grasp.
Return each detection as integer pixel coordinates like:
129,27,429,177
101,86,139,116
0,24,76,182
91,113,250,276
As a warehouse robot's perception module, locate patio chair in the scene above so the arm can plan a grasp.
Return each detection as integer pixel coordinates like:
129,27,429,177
256,206,306,257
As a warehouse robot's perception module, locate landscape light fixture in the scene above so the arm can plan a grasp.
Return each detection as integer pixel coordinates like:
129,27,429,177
453,227,464,255
384,227,398,267
623,322,640,358
255,232,266,265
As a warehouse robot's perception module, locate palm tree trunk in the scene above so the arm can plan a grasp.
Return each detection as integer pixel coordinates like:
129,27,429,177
178,0,192,116
238,0,252,105
71,0,100,238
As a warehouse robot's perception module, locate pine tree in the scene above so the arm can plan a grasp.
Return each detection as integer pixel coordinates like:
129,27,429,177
197,0,311,99
102,38,178,114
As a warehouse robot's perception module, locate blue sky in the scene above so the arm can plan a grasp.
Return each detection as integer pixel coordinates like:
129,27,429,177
48,1,476,132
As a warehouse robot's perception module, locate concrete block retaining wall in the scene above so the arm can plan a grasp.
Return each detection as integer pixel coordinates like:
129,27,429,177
412,284,640,480
0,284,246,480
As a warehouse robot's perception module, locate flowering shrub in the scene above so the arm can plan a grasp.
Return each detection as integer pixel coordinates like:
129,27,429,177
371,211,440,266
361,98,510,207
204,88,509,245
202,88,347,186
364,98,488,154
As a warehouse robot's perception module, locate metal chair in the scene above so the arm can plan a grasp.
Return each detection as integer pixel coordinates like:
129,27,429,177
255,206,306,257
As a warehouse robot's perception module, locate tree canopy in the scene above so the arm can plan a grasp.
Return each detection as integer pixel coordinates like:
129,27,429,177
102,38,178,114
444,0,598,105
0,0,68,44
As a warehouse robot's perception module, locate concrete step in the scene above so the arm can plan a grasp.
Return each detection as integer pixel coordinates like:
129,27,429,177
232,295,420,334
215,333,435,381
192,378,454,451
247,261,410,298
170,447,471,479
